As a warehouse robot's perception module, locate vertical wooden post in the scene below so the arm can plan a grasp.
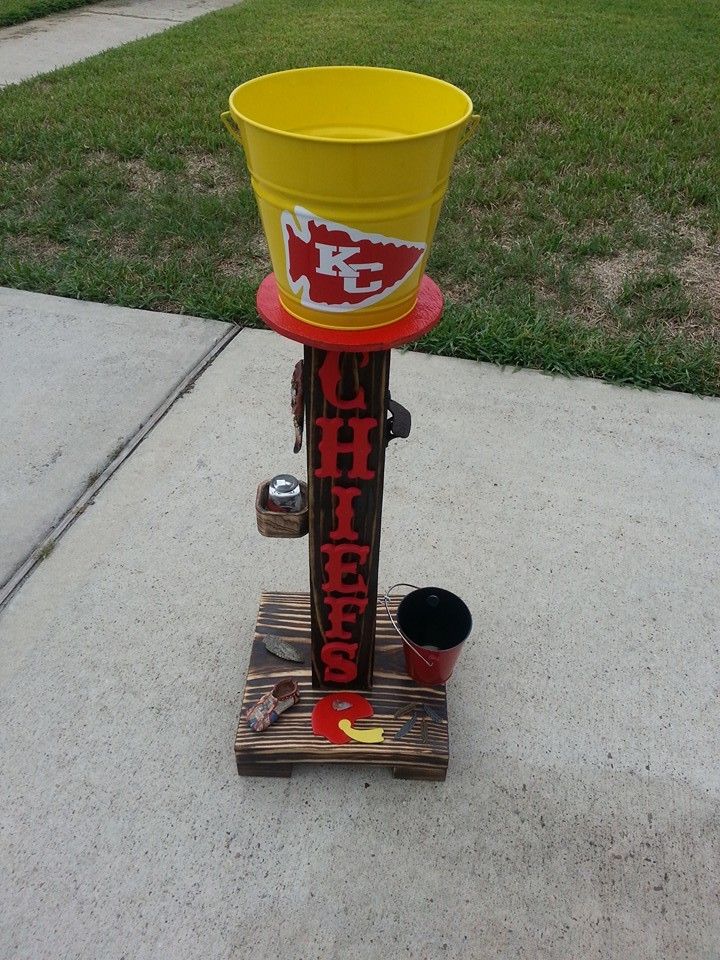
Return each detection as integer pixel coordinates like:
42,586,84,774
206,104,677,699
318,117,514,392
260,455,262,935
304,347,390,690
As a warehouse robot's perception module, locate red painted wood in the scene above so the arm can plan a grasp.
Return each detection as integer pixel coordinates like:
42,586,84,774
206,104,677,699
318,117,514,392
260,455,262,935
256,274,444,352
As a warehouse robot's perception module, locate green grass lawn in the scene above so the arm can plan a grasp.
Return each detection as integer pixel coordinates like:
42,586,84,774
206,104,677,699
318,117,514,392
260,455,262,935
1,0,719,393
0,0,94,28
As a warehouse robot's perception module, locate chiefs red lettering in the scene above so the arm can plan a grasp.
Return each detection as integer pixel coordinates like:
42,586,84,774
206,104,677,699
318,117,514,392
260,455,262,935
324,596,369,640
316,352,376,684
329,486,360,542
321,544,370,594
321,642,360,684
315,417,377,480
317,351,368,410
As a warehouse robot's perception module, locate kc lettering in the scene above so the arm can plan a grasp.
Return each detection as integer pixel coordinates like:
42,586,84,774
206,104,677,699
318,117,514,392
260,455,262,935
316,244,383,294
282,206,426,311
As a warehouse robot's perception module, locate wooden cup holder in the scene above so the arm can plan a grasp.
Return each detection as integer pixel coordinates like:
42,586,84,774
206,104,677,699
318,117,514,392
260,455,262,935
255,479,308,538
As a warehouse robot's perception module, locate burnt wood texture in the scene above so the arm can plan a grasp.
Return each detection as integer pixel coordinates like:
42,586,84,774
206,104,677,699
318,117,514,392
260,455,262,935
235,593,449,781
304,348,390,690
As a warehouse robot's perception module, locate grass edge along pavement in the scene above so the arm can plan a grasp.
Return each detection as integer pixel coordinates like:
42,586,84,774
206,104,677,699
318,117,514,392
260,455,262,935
0,0,95,28
0,0,719,395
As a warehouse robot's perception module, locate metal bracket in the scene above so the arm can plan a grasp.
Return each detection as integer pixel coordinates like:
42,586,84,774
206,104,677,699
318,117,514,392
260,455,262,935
386,393,412,443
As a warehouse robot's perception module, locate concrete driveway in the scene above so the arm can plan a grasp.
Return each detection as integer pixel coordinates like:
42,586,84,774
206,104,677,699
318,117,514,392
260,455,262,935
1,328,718,959
0,287,230,592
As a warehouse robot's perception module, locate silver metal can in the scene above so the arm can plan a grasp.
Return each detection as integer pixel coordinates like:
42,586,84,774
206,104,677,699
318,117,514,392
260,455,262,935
267,474,303,513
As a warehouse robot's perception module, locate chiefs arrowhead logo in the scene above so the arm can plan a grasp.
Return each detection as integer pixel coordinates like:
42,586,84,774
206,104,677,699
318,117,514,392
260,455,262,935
281,206,426,313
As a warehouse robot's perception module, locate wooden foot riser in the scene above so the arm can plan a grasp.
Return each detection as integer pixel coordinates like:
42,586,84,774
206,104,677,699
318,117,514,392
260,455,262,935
235,593,449,783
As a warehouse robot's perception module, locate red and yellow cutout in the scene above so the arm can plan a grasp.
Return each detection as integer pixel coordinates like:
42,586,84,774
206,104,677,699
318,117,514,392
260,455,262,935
312,693,384,744
282,207,426,316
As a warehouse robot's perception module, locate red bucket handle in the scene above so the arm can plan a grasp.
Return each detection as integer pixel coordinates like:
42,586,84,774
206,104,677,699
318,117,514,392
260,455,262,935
383,583,436,667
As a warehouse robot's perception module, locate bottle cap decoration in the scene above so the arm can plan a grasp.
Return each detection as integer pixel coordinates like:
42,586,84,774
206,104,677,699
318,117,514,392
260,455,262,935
267,474,303,512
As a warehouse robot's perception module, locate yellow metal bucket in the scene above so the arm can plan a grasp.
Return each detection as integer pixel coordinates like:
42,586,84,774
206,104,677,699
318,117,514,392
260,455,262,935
221,66,475,331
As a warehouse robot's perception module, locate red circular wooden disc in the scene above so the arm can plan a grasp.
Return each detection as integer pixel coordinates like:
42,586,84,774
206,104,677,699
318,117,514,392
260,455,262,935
256,274,444,352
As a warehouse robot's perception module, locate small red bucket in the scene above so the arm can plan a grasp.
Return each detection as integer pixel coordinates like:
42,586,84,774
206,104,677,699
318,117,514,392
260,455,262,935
384,583,472,685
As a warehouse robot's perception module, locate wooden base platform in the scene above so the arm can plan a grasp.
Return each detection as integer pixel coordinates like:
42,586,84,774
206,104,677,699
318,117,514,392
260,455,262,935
235,593,449,781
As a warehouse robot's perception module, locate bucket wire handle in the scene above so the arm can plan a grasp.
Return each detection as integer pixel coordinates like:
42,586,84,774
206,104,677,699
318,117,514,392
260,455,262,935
383,583,435,667
220,110,244,150
458,113,481,150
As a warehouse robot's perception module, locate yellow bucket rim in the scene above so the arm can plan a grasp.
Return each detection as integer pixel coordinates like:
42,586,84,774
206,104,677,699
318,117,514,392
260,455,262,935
228,65,474,146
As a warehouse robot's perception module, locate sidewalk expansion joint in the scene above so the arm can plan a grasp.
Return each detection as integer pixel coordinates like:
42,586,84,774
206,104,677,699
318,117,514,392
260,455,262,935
0,322,242,612
83,10,182,21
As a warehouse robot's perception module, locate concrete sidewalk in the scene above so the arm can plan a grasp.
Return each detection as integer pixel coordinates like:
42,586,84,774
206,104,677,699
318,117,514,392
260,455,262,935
0,0,240,87
0,287,230,591
1,328,718,959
